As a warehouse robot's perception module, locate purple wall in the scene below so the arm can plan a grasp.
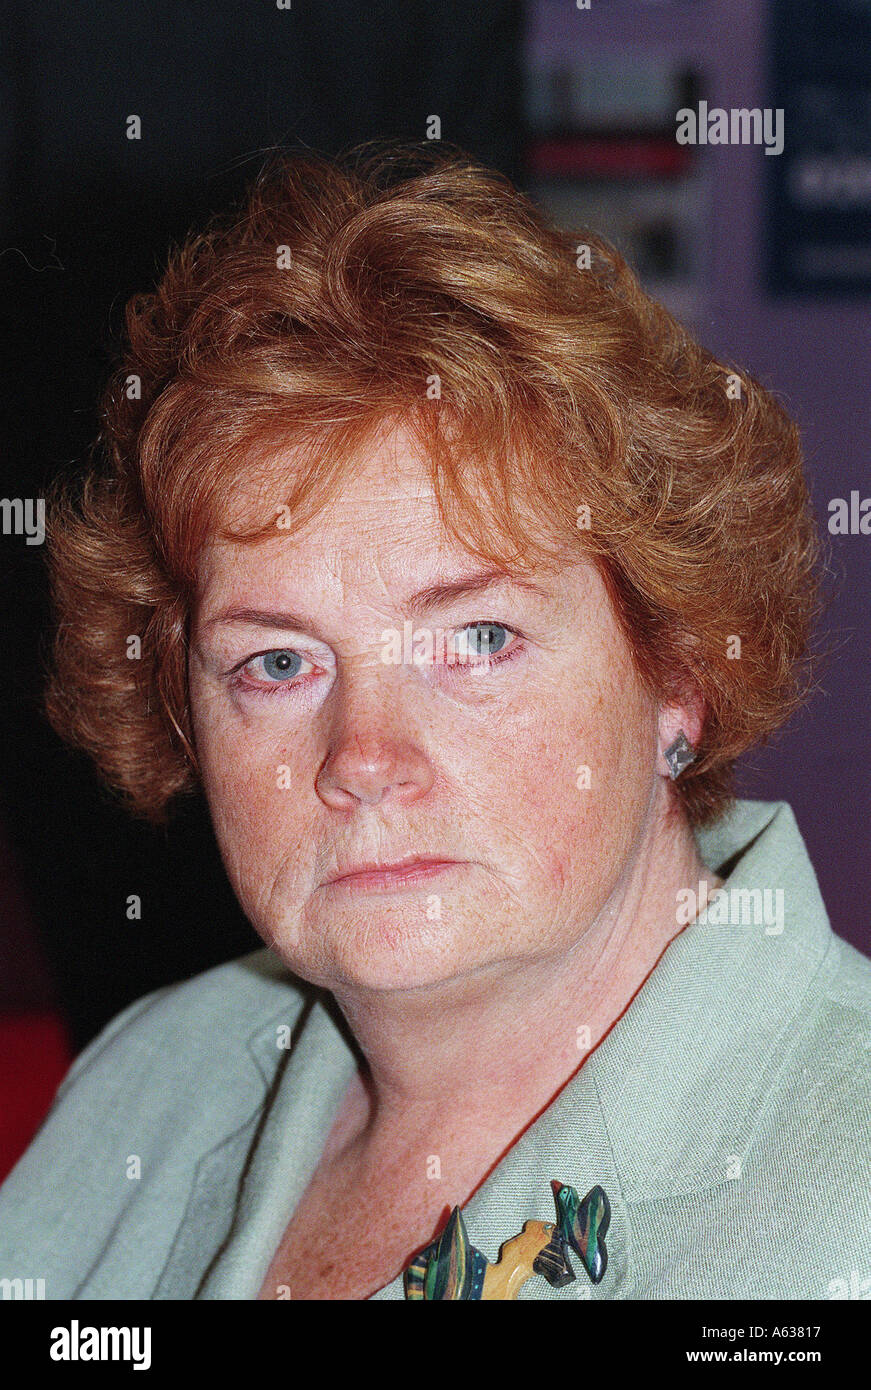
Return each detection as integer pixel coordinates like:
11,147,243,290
529,0,871,953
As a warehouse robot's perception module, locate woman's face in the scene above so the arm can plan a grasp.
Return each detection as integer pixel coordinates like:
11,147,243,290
188,423,662,993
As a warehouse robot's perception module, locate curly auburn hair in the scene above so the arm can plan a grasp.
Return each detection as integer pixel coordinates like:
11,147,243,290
44,141,824,828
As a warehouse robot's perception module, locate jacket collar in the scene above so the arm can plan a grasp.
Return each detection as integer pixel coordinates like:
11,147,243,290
176,994,357,1300
590,797,837,1200
154,984,357,1300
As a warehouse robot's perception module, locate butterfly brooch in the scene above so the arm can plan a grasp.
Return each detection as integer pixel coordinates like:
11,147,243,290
404,1180,611,1300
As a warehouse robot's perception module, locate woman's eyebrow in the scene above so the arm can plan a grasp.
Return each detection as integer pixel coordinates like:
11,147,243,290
407,568,552,615
200,569,552,635
201,605,317,634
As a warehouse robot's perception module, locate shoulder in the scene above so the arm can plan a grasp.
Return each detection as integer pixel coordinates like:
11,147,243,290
745,932,871,1286
7,943,312,1166
759,928,871,1146
0,947,311,1297
787,931,871,1146
823,929,871,1021
791,930,871,1108
52,945,310,1104
627,931,871,1298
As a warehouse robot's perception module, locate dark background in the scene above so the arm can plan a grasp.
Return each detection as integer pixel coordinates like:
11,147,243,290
0,0,868,1099
0,0,523,1050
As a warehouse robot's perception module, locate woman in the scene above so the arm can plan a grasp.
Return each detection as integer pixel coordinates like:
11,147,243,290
0,144,868,1301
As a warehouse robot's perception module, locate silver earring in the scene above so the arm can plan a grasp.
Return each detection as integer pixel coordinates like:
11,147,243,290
664,731,696,780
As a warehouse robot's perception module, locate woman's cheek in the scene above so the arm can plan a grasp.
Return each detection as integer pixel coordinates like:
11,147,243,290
192,686,279,799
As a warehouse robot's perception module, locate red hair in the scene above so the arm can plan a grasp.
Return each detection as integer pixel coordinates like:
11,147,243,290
44,143,824,826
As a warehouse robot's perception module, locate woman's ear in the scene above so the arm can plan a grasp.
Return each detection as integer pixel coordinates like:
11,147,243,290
656,688,706,779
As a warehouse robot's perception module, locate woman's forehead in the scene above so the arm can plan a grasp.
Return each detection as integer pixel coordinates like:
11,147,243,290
204,428,558,569
215,420,448,523
198,524,553,599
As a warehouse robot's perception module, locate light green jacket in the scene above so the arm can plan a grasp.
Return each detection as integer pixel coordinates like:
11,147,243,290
1,798,869,1300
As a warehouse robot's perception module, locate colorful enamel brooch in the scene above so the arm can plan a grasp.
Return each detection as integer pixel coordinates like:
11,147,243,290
404,1180,611,1300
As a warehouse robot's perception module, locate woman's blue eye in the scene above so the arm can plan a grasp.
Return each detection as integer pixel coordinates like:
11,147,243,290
261,650,303,681
455,622,510,659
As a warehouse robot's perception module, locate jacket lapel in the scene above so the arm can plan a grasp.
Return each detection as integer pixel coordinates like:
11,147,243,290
187,996,358,1299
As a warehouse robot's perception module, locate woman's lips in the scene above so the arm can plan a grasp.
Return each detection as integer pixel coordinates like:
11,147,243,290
324,858,464,892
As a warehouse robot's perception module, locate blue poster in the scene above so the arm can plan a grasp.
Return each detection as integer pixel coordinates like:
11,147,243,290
766,0,871,295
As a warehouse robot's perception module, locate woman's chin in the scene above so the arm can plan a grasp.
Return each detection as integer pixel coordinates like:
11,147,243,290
270,909,505,994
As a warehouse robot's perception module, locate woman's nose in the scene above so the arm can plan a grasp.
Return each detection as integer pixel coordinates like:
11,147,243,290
315,684,435,810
